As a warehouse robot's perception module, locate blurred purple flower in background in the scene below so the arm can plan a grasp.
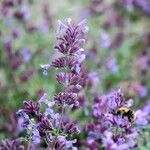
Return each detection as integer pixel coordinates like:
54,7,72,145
100,32,111,49
105,57,118,73
21,48,32,63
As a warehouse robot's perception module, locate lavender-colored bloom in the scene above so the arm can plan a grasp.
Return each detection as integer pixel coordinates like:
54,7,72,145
42,69,48,76
56,72,81,86
134,0,150,16
15,19,88,149
51,57,77,69
61,121,80,134
54,18,88,57
44,107,54,117
21,48,31,63
0,140,16,150
14,5,30,21
54,92,79,108
16,109,29,128
38,22,49,33
38,118,53,136
40,64,50,76
44,18,88,109
135,110,148,125
135,84,148,98
105,57,118,73
54,140,66,150
103,131,118,150
21,5,30,20
143,100,150,114
74,64,81,74
100,32,111,49
30,125,41,144
107,89,126,110
86,89,140,149
57,136,77,150
23,100,40,117
39,93,55,107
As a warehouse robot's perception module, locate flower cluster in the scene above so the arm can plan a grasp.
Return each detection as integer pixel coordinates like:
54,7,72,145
114,0,150,17
0,139,24,150
15,19,88,150
16,96,79,149
42,18,88,108
85,89,139,150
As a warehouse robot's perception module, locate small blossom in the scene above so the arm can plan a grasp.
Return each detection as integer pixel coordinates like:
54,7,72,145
74,64,81,74
39,93,55,107
61,121,80,134
54,92,78,107
23,100,40,117
16,109,29,128
57,136,77,150
0,139,24,150
21,48,31,63
32,127,41,144
100,32,111,49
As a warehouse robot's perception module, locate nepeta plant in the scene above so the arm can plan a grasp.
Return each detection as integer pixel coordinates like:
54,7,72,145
1,15,149,150
15,18,89,150
86,89,139,149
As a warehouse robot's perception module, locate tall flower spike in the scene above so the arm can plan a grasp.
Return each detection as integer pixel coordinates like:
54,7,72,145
51,19,88,108
16,19,88,150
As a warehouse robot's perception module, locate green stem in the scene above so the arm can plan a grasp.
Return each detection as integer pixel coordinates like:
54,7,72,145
27,140,31,150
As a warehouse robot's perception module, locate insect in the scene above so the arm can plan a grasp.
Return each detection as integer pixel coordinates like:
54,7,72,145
116,107,136,122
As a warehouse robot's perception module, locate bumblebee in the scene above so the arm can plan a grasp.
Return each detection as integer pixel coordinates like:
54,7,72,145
116,107,136,122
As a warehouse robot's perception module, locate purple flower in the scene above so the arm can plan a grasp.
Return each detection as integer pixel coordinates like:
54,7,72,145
51,57,77,69
54,18,88,60
32,128,41,144
21,48,31,63
40,64,50,76
0,140,16,150
135,84,148,98
15,18,88,149
27,124,41,144
61,121,80,134
0,139,24,150
100,32,111,49
56,72,81,86
57,136,77,150
105,57,118,73
85,89,139,149
38,118,53,136
23,100,40,117
16,109,29,128
39,93,55,107
135,110,148,125
134,0,150,16
54,92,79,108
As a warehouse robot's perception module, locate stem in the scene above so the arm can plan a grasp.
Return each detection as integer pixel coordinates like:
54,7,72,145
27,140,31,150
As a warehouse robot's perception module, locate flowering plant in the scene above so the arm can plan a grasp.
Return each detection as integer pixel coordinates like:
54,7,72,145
14,18,89,150
1,14,150,149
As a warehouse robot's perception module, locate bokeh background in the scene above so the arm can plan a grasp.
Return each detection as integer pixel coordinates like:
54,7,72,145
0,0,150,146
